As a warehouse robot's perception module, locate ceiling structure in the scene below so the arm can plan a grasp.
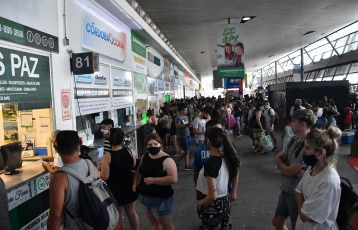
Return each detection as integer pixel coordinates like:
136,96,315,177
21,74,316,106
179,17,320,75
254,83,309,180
130,0,358,81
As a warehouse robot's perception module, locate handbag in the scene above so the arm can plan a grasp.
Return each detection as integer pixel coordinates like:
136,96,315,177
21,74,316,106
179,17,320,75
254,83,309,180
224,114,237,129
260,133,273,151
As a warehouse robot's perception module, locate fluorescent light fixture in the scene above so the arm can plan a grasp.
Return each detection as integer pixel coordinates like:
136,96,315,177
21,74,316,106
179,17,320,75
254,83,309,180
132,1,138,10
155,29,160,34
163,37,167,42
151,23,157,30
159,33,164,39
139,9,146,18
240,16,256,23
146,16,152,24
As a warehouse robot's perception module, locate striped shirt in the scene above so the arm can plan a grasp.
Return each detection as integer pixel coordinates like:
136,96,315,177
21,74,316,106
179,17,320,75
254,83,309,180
104,137,111,154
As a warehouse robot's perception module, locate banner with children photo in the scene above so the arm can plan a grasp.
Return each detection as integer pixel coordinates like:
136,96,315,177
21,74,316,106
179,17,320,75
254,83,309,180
217,24,245,78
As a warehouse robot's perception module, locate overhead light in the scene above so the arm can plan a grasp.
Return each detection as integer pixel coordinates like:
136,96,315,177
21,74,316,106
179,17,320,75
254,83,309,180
132,1,139,10
146,16,152,24
159,33,164,39
155,29,160,34
139,9,146,18
163,37,167,42
151,23,157,30
240,16,256,23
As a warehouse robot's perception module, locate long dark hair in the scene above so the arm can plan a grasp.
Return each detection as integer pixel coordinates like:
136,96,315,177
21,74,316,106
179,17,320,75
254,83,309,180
205,127,240,183
108,128,124,146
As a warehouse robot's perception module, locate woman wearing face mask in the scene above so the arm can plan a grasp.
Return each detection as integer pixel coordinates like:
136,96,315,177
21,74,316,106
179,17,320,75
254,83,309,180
133,133,177,230
196,127,240,229
100,128,139,230
295,126,342,230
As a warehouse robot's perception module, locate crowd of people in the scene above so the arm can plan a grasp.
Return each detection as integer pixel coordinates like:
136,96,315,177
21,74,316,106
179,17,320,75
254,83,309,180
5,93,354,230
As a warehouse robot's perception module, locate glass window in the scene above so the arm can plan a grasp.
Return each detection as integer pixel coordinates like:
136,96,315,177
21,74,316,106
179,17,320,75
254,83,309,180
336,64,349,75
324,67,336,76
346,41,358,52
328,22,358,41
350,62,358,73
346,72,358,84
322,76,333,81
334,36,348,49
333,75,346,81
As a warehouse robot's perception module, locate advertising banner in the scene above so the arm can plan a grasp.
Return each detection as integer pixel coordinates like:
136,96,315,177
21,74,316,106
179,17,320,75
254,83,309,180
170,83,175,96
224,78,240,89
164,82,170,94
147,45,164,79
111,67,132,90
131,31,147,75
217,24,245,78
158,79,164,93
0,46,51,103
75,64,110,89
164,58,170,82
82,8,126,61
0,16,59,53
133,72,147,98
174,65,179,84
169,60,175,83
178,68,184,86
184,72,190,87
147,77,157,96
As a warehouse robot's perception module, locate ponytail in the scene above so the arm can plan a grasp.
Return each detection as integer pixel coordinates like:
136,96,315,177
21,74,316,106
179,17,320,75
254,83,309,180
221,134,240,183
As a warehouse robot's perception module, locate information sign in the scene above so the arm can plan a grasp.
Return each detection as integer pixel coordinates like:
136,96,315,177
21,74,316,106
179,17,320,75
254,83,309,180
71,52,96,75
0,16,59,53
0,46,51,103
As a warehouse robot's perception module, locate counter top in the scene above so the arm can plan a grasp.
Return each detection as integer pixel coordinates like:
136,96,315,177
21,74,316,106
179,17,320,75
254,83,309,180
1,160,47,190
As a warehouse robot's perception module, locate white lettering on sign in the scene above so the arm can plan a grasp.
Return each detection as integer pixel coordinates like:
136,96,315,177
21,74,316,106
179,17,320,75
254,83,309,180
9,53,39,78
0,52,4,75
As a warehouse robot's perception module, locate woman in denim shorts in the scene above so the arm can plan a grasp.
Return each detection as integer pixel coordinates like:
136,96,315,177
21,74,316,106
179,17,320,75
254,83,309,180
133,133,178,230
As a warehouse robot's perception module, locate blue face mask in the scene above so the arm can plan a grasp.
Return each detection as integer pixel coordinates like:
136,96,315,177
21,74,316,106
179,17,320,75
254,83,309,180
264,105,269,109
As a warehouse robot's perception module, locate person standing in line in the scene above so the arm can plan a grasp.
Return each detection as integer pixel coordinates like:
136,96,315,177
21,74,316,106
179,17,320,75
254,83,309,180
196,127,240,229
0,177,11,230
133,134,177,230
193,108,210,148
252,103,266,154
326,100,340,127
175,104,192,170
290,99,305,117
191,119,239,202
272,109,317,230
101,119,114,154
159,107,171,149
47,131,90,229
295,127,342,230
233,100,244,137
169,110,180,156
263,101,278,151
42,130,62,174
100,128,139,230
281,117,294,152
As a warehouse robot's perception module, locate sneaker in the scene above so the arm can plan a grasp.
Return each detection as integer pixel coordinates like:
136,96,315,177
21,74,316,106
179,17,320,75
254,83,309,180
184,166,193,170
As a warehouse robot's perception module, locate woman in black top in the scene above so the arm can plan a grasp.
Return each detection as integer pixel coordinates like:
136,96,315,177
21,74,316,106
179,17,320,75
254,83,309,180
100,128,139,230
133,133,177,230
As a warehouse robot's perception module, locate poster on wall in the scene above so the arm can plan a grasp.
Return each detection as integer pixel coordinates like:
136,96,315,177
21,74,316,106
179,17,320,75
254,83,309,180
131,31,147,75
164,82,170,94
133,72,147,99
112,67,132,90
147,77,157,96
163,58,170,82
178,68,184,86
0,46,51,103
147,45,164,79
224,78,239,89
174,65,179,84
169,60,175,83
217,24,245,78
3,104,18,143
170,83,175,96
184,72,190,87
61,90,72,121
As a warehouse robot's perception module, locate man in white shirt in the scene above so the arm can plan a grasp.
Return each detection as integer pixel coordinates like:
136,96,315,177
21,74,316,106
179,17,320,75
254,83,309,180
263,101,278,151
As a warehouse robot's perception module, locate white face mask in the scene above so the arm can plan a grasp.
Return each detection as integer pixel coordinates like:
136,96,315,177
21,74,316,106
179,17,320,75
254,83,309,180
221,107,225,111
101,129,109,135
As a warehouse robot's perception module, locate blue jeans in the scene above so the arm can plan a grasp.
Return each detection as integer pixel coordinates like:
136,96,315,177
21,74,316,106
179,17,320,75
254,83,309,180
139,195,174,218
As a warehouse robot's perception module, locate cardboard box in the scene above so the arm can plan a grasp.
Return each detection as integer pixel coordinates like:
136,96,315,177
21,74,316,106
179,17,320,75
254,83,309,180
351,140,358,156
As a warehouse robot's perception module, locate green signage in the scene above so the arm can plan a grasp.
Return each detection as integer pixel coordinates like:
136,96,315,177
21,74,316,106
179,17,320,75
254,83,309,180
0,46,51,103
131,31,146,58
133,72,147,95
0,16,59,53
218,67,245,78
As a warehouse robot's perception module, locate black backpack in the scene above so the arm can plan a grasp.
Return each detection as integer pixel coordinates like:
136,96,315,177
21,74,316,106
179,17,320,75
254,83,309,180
337,177,358,230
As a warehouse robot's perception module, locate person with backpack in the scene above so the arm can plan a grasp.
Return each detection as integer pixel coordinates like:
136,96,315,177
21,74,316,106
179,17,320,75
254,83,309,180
250,103,266,154
133,133,177,230
100,128,139,230
295,126,342,230
273,109,317,230
263,100,278,151
47,130,119,230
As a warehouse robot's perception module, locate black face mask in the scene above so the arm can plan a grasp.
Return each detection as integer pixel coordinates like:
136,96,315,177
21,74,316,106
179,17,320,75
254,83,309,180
203,116,207,120
148,147,161,155
303,154,319,167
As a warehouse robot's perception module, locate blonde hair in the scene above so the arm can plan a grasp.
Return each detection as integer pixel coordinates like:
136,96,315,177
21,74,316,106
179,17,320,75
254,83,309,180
306,126,342,164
